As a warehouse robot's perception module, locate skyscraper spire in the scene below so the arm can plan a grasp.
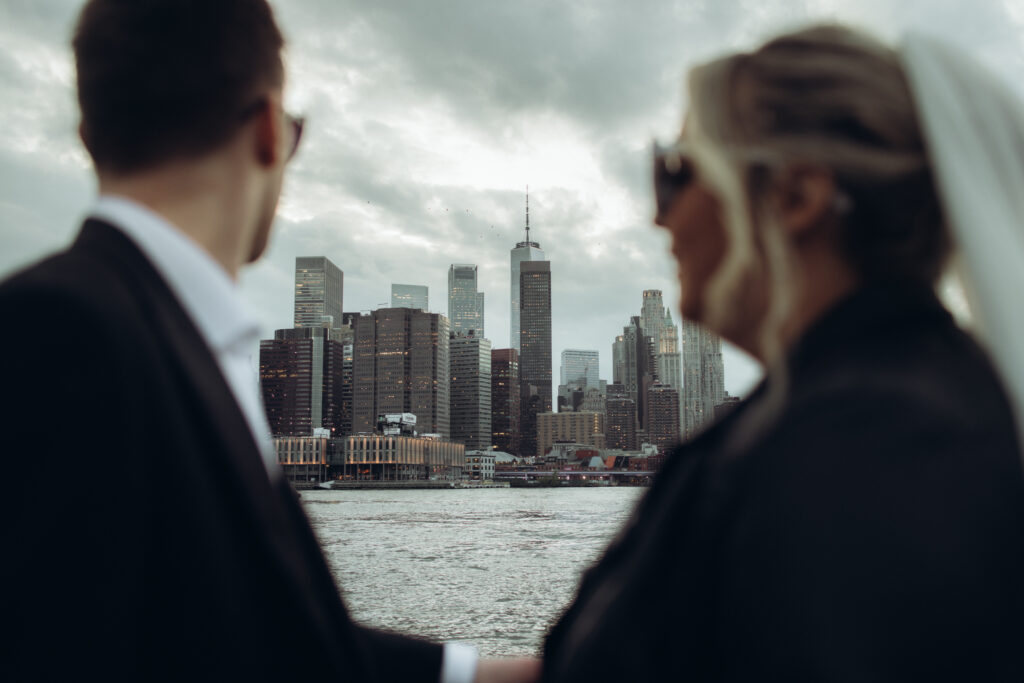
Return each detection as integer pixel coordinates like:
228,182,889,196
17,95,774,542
511,185,545,351
525,185,530,243
517,185,539,248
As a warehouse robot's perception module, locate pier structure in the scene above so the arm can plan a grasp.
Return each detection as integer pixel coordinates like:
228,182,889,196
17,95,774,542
338,433,465,481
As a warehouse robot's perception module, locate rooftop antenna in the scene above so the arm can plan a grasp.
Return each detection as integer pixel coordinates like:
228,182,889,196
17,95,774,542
525,185,530,243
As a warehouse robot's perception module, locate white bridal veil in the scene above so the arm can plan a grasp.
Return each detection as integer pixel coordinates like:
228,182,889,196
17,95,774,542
900,34,1024,454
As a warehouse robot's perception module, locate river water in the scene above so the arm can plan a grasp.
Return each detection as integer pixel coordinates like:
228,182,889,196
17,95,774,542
301,487,645,657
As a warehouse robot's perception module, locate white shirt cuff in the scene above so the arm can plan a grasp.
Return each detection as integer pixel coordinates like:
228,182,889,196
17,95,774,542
440,641,479,683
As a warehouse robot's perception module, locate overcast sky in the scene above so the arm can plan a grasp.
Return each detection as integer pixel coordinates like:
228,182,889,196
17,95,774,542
2,0,1023,396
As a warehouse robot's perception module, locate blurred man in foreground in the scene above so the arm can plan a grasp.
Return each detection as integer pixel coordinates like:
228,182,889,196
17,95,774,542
0,1,537,681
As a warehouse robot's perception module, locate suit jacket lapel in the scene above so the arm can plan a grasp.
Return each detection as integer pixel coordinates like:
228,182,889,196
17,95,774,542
72,220,354,671
74,220,273,501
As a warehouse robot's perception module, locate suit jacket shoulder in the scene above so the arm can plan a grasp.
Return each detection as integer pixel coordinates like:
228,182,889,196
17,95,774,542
1,221,444,682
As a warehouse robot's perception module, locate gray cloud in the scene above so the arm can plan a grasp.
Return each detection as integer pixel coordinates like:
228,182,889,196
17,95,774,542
3,0,1024,395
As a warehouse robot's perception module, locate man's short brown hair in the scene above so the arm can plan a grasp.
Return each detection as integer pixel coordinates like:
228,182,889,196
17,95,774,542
73,0,284,174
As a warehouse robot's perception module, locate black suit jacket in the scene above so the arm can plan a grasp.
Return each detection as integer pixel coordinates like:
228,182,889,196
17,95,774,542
0,220,442,681
544,283,1024,681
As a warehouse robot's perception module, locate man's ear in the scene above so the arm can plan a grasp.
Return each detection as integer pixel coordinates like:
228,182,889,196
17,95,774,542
773,164,838,240
253,101,281,167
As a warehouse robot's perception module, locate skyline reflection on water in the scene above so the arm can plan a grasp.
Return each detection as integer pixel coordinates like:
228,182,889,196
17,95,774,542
302,487,644,657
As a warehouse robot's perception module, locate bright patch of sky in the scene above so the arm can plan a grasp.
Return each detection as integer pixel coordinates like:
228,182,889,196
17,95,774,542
1,0,1022,396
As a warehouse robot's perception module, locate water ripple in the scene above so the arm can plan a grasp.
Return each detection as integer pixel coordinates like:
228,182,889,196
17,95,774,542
302,487,642,657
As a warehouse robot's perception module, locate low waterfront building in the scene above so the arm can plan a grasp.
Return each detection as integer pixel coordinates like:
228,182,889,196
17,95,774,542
273,429,339,483
547,442,598,463
339,433,465,481
465,450,496,480
494,451,532,470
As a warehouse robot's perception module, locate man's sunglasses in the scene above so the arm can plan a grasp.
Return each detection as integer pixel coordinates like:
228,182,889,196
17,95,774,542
240,99,305,162
652,141,695,219
283,112,305,162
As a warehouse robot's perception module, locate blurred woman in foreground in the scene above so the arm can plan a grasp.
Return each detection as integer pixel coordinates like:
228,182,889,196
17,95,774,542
543,25,1024,682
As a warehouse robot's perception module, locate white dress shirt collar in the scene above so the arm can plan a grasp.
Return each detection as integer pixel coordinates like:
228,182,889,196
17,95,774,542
88,194,279,480
88,194,261,352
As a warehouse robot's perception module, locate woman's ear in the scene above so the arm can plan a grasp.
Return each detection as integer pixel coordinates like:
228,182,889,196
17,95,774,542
772,164,838,241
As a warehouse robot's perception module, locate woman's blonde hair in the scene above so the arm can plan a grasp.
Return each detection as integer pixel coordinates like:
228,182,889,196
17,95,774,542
685,25,948,366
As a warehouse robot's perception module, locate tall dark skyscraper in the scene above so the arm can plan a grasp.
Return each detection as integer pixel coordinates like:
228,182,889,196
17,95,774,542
605,383,638,451
259,327,347,436
491,348,521,454
352,307,450,437
294,256,343,329
612,316,655,432
510,190,545,351
339,337,354,437
448,264,485,336
519,259,552,458
646,382,681,453
449,332,492,450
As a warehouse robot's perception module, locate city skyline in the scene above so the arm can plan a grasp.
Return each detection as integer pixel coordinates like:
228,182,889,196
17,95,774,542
274,210,722,397
3,1,1019,401
268,248,704,454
